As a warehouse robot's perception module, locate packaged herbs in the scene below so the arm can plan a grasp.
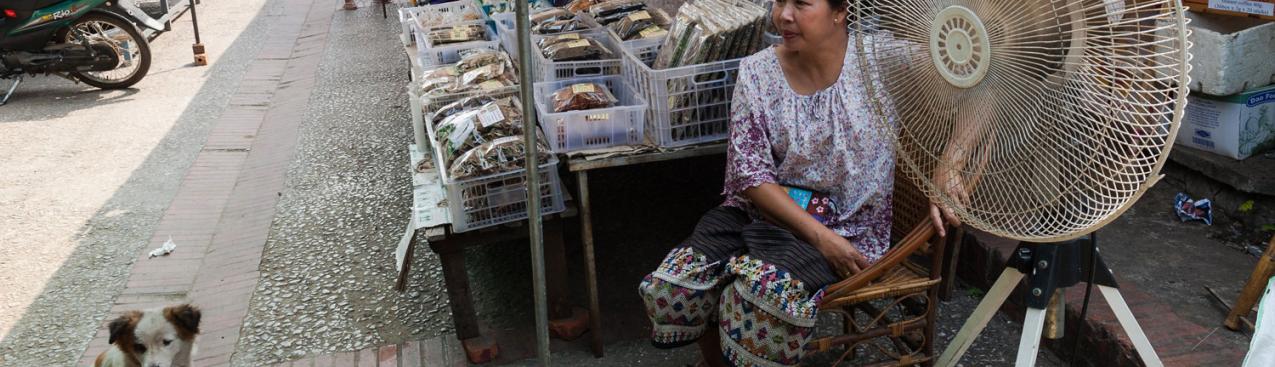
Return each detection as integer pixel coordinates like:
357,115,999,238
550,82,618,112
448,135,552,180
540,37,615,62
436,98,527,165
425,23,488,46
608,9,671,41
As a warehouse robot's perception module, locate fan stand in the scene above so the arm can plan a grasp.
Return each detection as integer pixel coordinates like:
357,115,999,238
936,237,1164,367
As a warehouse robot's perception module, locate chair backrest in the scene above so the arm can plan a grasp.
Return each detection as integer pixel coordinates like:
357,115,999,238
891,168,931,245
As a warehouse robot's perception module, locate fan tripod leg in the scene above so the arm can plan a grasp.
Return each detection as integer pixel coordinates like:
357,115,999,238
1015,307,1049,366
936,239,1163,367
936,268,1024,366
1100,285,1163,366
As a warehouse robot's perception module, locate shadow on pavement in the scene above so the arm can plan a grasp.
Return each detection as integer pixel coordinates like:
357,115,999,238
0,82,142,123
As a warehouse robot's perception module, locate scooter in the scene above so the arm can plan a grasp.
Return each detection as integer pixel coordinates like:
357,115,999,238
0,0,167,105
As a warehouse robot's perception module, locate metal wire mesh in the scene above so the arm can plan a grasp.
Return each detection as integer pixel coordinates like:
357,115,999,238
849,0,1192,242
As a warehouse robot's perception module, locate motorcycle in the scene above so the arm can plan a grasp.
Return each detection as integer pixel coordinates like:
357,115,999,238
0,0,167,105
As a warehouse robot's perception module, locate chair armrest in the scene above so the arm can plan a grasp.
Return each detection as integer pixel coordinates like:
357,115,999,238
820,217,939,303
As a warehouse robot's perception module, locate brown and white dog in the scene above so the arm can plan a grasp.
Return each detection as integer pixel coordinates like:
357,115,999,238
94,304,201,367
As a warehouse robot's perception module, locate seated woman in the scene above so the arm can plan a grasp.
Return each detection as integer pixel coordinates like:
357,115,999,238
638,0,956,366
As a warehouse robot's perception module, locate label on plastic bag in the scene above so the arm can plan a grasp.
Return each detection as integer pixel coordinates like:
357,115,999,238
479,80,504,91
447,120,476,148
478,104,505,128
557,33,581,40
639,26,668,39
628,10,651,21
571,83,596,94
449,26,469,40
462,64,495,85
565,39,590,48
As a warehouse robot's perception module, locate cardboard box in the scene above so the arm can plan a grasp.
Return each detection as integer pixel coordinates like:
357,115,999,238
1177,84,1275,159
1184,0,1275,20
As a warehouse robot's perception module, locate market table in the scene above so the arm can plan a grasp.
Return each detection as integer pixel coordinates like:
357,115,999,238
564,142,727,356
395,145,584,364
398,24,735,360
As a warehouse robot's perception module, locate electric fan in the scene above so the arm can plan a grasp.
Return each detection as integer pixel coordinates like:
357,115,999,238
847,0,1191,366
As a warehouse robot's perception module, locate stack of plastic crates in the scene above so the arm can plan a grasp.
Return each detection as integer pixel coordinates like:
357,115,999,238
493,13,618,82
408,80,521,154
422,96,566,233
411,19,502,68
530,30,624,82
399,1,485,46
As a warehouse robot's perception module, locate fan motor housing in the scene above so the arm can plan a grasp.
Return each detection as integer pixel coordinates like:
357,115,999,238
930,5,991,88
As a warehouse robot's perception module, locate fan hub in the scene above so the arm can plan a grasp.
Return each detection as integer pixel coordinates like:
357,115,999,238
930,6,990,88
946,30,974,64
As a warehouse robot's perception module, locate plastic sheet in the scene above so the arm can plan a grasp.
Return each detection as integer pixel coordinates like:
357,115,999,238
1174,193,1214,225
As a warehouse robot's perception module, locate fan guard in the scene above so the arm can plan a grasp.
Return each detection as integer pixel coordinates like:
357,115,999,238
850,0,1192,242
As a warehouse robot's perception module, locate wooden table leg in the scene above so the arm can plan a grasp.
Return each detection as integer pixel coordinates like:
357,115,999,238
577,170,604,357
431,240,499,363
1227,235,1275,331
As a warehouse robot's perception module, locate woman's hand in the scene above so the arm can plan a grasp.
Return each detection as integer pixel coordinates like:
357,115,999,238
741,184,869,278
929,167,967,237
816,231,870,278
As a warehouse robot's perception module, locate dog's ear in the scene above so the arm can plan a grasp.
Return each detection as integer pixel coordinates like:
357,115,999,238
164,304,201,339
107,313,139,345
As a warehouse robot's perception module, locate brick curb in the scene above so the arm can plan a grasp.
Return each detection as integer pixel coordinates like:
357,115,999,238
75,0,335,365
270,334,468,367
954,230,1247,366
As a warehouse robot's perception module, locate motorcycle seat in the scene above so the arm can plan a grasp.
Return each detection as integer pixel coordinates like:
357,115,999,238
7,0,73,12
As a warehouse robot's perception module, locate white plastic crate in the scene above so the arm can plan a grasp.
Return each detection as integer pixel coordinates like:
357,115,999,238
621,49,743,147
424,112,565,233
533,76,648,152
401,1,485,46
492,11,604,55
408,83,428,150
611,32,663,66
530,30,623,82
492,12,518,53
410,81,521,154
412,21,502,68
599,9,671,66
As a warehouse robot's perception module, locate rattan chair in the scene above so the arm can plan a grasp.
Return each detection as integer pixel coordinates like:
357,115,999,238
807,172,951,366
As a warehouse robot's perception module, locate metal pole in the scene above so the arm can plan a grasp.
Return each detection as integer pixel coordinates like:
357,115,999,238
514,0,551,364
188,0,201,44
189,0,206,66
